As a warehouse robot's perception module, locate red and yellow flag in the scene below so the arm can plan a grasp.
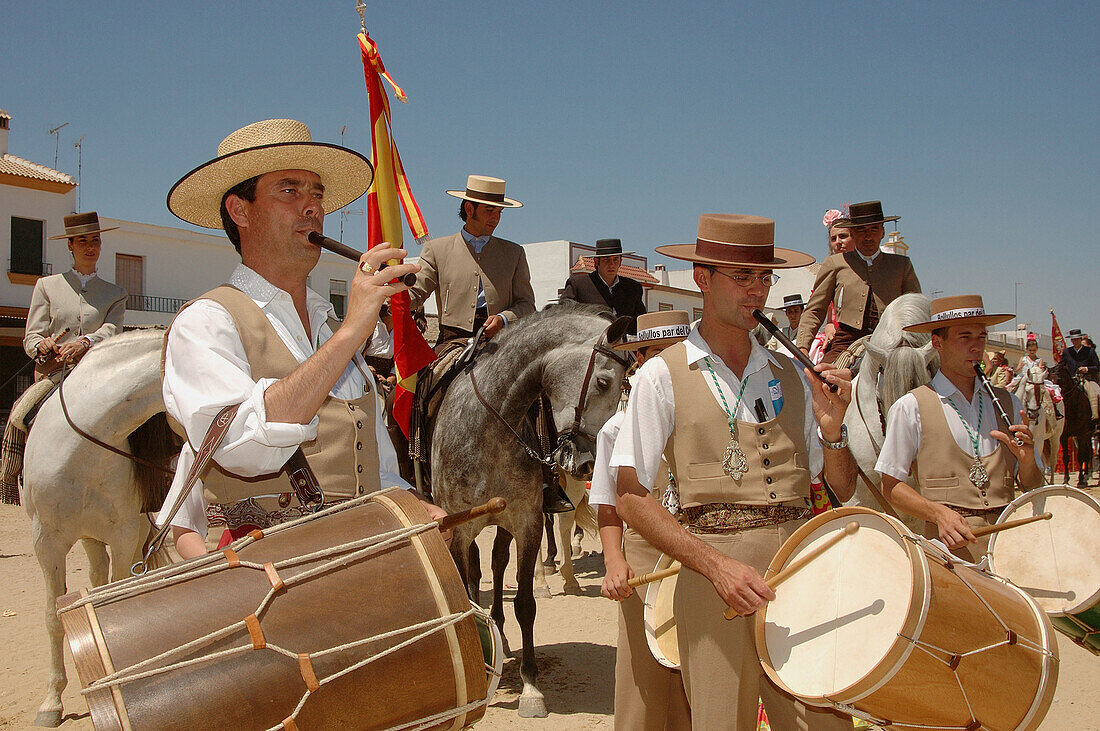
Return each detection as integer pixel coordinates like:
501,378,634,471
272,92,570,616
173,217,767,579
359,30,436,436
1051,308,1066,363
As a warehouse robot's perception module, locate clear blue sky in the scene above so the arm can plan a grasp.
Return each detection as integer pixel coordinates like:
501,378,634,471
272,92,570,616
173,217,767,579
5,1,1098,335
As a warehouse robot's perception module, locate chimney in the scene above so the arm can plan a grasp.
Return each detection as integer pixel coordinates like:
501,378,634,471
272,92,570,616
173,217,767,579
653,264,669,286
0,110,10,156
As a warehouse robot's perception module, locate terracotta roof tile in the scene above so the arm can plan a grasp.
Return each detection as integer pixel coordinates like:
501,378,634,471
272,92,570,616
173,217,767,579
570,257,660,285
0,154,76,186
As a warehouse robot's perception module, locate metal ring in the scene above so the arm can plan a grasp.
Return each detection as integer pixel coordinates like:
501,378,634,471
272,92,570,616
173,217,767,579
360,262,376,275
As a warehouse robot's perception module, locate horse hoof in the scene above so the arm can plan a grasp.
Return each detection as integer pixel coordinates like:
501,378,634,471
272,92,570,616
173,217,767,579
562,581,583,596
34,711,63,728
533,586,552,599
518,694,548,718
543,561,559,574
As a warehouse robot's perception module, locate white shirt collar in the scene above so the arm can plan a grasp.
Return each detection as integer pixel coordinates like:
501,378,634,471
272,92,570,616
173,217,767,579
70,269,97,286
931,370,979,405
683,323,781,377
228,263,335,320
856,247,881,266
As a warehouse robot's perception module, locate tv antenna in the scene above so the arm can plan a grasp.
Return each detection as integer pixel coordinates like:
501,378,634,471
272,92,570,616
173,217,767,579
48,122,69,169
74,136,85,211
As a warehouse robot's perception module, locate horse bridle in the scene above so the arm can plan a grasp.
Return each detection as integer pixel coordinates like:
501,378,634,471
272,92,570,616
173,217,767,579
469,335,632,469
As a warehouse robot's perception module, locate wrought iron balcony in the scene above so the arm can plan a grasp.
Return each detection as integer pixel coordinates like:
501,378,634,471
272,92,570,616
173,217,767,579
126,294,188,313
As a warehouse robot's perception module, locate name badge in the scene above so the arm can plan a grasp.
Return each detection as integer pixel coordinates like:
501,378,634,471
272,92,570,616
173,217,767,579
768,378,783,414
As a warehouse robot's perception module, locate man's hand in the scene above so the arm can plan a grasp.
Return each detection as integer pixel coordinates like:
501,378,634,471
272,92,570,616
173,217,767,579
56,339,88,362
601,553,634,601
710,555,774,616
822,322,837,349
933,505,975,549
1079,366,1089,375
420,499,453,545
481,315,506,340
807,364,853,441
344,244,419,342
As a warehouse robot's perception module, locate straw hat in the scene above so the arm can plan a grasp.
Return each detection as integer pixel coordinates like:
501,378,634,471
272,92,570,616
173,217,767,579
656,214,815,269
167,119,374,229
903,295,1013,334
614,311,691,352
446,175,522,208
48,211,118,240
781,293,806,309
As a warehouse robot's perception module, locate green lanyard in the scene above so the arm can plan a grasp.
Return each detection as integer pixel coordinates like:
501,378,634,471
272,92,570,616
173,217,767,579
946,390,984,456
702,356,751,479
702,356,750,431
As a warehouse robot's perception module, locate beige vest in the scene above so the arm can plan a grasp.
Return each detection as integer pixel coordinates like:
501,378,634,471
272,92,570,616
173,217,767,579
659,342,810,508
165,286,380,512
910,384,1016,509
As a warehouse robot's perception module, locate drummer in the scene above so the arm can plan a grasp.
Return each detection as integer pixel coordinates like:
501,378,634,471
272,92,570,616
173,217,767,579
591,310,692,730
876,295,1045,562
612,214,856,730
157,118,447,558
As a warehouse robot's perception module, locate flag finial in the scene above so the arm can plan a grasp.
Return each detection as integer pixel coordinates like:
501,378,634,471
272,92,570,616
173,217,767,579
356,0,366,32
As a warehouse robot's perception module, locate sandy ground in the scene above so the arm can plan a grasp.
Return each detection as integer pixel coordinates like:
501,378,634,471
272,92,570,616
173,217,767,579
2,483,1099,730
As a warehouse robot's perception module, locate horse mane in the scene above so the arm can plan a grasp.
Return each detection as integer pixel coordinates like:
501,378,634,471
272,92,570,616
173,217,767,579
863,293,938,412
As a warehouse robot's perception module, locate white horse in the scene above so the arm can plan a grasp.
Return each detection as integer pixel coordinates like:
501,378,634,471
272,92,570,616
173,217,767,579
22,329,177,727
1014,364,1065,478
842,293,937,529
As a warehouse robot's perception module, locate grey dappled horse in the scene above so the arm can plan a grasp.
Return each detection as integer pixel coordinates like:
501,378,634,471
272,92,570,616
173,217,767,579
22,329,177,726
430,304,630,718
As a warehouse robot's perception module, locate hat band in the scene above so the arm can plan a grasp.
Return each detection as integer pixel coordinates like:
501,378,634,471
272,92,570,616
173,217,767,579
695,238,774,264
466,188,506,204
637,323,691,342
931,306,986,322
65,224,103,237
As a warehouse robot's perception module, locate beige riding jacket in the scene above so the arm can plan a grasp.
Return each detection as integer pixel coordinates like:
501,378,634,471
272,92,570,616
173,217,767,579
23,271,127,357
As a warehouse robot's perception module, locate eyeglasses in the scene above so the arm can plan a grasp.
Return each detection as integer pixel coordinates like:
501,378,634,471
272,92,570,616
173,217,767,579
713,270,780,287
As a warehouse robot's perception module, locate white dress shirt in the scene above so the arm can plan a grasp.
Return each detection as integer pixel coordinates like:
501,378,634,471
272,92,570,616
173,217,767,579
875,371,1042,483
609,325,823,493
588,410,625,508
157,264,409,535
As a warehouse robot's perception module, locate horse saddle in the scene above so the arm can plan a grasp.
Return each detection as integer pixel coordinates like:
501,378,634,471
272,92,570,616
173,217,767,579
410,328,488,464
10,377,62,432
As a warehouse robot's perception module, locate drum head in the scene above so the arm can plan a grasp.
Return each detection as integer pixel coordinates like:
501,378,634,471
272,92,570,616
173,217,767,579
473,605,504,703
756,507,927,703
643,554,681,669
989,485,1100,615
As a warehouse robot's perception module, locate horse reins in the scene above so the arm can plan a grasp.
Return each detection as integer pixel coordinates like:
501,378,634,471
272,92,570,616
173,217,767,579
56,366,175,475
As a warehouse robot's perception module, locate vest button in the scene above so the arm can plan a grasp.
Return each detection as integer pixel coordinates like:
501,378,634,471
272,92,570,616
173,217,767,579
357,420,363,429
762,443,769,450
758,427,766,435
358,485,364,495
763,458,770,466
766,477,773,484
769,491,777,499
356,442,363,451
356,464,363,473
348,404,356,412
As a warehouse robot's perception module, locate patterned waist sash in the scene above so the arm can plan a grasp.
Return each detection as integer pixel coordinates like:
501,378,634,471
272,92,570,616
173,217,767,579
945,504,1007,519
683,502,812,534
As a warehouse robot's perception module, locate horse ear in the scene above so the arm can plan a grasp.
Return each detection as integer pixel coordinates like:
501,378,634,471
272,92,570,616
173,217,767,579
605,316,633,345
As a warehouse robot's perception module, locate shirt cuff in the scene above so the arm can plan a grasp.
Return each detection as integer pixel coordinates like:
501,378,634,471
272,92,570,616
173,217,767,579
248,377,319,447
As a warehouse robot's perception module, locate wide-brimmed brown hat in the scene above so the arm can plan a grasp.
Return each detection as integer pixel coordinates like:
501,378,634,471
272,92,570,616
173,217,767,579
834,200,899,228
48,211,118,240
656,214,815,269
446,174,523,208
167,119,374,229
614,310,692,351
904,295,1013,333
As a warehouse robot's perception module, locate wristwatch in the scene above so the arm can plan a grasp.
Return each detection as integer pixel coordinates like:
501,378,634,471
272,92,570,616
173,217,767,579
80,337,92,349
821,424,848,450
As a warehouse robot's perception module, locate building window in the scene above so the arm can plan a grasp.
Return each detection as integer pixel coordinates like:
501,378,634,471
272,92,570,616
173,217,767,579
10,217,44,275
116,254,144,308
693,308,703,321
330,279,348,319
658,302,673,312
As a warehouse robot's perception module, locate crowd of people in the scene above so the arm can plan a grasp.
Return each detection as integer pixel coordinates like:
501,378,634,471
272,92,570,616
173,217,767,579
5,117,1095,730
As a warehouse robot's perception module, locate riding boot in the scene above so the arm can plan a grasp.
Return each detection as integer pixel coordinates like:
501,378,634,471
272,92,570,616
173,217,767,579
542,467,575,514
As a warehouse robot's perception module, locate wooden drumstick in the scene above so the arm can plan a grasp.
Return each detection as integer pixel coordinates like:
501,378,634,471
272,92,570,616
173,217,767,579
723,521,860,620
436,497,506,532
970,512,1053,538
626,562,682,588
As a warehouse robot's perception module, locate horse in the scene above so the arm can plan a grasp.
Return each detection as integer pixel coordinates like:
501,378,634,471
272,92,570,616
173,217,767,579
21,329,178,727
842,293,937,525
1013,364,1065,478
430,304,630,718
545,474,598,595
1050,361,1095,486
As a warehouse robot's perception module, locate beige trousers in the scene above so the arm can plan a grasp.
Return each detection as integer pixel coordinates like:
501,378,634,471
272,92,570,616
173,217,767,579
615,528,692,730
674,521,852,731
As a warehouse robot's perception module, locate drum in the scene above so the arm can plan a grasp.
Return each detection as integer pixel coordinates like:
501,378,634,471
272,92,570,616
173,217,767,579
988,484,1100,654
756,507,1058,731
642,553,680,669
57,488,498,731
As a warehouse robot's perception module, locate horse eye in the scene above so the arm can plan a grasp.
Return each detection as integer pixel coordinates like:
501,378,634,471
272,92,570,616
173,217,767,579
596,376,611,391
